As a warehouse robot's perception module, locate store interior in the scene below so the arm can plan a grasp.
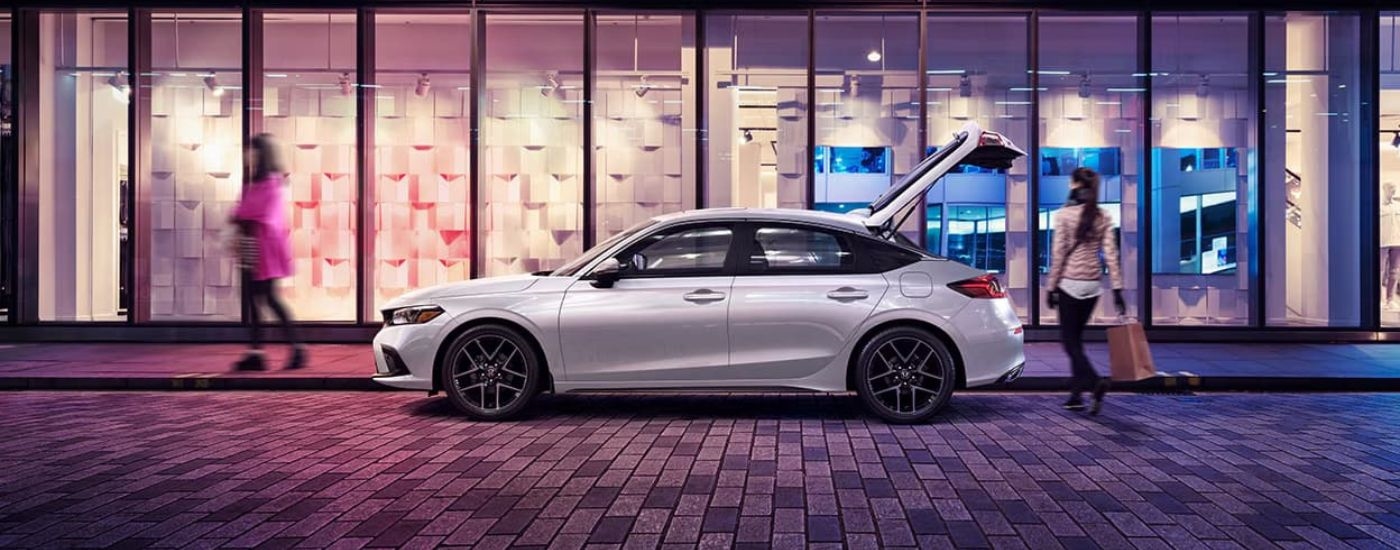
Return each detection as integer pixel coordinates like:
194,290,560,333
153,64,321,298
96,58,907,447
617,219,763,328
16,9,1389,328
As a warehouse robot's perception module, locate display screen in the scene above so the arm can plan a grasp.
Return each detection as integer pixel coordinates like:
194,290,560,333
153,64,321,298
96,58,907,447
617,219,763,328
1177,148,1239,172
816,146,888,175
1040,147,1122,176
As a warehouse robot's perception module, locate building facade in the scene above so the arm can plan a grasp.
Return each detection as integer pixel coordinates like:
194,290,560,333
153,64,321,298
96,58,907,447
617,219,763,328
0,1,1397,342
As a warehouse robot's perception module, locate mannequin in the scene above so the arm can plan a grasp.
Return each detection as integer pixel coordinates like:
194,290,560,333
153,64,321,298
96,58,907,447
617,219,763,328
1383,182,1400,311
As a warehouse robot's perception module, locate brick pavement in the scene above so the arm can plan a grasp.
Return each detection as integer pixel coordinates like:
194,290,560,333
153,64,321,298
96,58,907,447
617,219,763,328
1,391,1399,548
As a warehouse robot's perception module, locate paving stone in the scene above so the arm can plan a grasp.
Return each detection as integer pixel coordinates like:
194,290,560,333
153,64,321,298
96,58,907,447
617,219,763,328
0,392,1398,548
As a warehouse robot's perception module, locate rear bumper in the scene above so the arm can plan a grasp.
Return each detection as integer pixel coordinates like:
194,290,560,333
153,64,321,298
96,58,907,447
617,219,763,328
952,298,1026,387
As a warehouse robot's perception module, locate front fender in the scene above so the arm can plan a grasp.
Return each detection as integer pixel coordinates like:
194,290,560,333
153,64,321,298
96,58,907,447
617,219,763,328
435,290,568,384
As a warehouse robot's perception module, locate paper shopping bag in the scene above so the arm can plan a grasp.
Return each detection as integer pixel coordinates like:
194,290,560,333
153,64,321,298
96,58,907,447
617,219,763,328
1106,322,1156,382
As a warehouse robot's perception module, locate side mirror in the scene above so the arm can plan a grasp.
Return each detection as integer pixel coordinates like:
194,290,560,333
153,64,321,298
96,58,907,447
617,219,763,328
589,257,622,288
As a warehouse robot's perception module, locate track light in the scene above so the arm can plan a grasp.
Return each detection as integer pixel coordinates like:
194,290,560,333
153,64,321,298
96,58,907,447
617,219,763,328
1077,73,1092,99
338,72,353,96
866,50,882,63
203,74,224,97
958,75,972,98
415,73,431,98
107,72,130,102
634,75,650,98
1391,131,1400,150
542,73,561,97
1195,75,1210,98
740,129,753,144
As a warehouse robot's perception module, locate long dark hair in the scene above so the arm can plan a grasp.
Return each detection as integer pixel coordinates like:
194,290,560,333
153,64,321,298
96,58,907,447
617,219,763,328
1071,167,1102,245
248,133,286,183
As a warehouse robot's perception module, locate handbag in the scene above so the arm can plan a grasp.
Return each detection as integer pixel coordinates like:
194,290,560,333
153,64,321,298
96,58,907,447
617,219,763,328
1106,321,1155,382
233,224,260,272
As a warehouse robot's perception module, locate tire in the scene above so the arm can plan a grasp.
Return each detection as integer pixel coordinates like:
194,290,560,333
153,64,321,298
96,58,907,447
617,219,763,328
439,324,541,421
854,326,957,424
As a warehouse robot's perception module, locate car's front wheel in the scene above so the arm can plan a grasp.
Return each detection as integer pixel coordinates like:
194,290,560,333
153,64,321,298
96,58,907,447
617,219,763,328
855,326,956,424
440,324,541,421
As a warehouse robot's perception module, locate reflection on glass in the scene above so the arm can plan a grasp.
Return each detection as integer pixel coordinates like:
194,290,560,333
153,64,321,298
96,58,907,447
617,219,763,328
1264,12,1361,327
942,205,1007,272
261,12,358,321
0,14,13,321
594,14,696,241
1037,15,1142,325
813,13,918,218
148,12,243,321
371,12,472,313
1380,13,1400,327
481,14,584,276
927,14,1030,321
1149,14,1253,326
705,14,808,209
38,12,130,321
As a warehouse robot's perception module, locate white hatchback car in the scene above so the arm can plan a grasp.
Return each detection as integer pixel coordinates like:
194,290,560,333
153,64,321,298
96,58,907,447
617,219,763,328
373,122,1026,423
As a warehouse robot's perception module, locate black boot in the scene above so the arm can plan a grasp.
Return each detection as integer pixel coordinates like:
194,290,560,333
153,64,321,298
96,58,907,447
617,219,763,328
1089,379,1109,416
1063,395,1086,411
235,351,267,371
286,345,307,370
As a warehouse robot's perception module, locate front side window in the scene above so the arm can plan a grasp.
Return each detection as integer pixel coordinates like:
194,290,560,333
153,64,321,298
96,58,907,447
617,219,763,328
748,225,854,273
617,225,733,276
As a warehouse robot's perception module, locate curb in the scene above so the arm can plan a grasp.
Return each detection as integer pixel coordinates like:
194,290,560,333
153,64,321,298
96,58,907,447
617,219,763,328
2,375,1399,392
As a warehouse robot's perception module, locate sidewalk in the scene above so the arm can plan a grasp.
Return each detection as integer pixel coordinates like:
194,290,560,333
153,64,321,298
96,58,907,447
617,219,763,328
1,341,1398,391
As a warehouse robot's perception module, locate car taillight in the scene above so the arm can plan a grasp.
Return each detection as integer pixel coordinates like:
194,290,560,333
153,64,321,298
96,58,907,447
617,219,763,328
948,274,1007,299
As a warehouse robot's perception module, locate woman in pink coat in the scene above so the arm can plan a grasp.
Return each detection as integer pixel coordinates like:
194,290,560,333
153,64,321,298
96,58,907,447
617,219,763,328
232,133,305,371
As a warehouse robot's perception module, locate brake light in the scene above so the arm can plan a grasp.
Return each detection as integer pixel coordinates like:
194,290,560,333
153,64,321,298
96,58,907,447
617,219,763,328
948,274,1007,299
979,132,1007,147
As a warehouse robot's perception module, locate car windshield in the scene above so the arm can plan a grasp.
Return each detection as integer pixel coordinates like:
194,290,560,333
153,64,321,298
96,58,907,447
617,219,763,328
550,220,658,277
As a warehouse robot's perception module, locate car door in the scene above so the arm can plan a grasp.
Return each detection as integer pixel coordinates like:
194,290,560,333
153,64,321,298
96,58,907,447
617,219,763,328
727,222,889,380
559,223,738,383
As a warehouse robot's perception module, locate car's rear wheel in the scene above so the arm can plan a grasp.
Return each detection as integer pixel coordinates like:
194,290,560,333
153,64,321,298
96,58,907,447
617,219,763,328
855,326,956,424
440,324,540,421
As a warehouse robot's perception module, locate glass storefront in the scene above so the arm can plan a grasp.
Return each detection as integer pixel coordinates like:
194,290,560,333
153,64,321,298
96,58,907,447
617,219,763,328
1150,14,1255,326
2,6,1396,335
370,11,473,314
1037,15,1143,325
705,14,808,209
37,11,130,322
148,11,243,322
925,14,1031,321
261,12,359,321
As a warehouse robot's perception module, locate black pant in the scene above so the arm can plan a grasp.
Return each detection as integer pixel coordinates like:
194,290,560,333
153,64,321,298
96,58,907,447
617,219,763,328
1058,291,1101,397
246,277,298,349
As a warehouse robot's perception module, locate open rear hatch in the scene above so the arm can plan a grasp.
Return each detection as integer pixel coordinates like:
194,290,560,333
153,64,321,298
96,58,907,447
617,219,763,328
854,122,1025,238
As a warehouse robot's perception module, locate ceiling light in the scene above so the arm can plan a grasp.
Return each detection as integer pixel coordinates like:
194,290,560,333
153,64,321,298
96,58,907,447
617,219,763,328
1196,75,1210,98
958,75,972,98
634,75,650,98
415,73,431,98
1077,74,1092,99
203,74,224,97
740,129,753,144
866,50,882,63
338,72,353,96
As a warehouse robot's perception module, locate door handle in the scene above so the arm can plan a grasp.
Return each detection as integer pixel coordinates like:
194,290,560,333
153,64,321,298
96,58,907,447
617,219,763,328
827,287,869,301
683,289,727,303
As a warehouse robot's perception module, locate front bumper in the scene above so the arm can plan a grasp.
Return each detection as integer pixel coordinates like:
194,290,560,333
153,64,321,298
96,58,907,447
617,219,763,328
371,324,437,391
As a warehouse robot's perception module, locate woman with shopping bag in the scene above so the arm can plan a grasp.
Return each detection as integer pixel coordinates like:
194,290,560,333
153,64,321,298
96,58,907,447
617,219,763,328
1046,167,1124,415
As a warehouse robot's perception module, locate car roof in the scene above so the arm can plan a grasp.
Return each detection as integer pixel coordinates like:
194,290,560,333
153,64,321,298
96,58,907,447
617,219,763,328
651,208,871,232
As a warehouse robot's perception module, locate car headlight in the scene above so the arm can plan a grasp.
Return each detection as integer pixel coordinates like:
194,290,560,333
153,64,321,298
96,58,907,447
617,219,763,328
384,305,445,326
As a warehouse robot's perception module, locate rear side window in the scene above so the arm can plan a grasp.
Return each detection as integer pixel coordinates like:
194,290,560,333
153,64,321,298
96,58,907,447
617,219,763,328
859,238,925,272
